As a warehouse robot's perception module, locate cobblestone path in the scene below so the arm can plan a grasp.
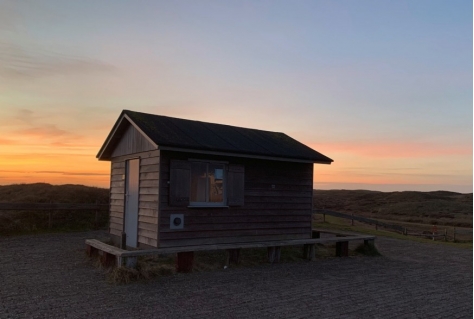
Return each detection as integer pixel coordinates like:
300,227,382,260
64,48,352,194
0,231,472,318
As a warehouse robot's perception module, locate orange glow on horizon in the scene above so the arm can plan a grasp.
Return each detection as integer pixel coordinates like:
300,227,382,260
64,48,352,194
308,141,472,159
0,132,471,192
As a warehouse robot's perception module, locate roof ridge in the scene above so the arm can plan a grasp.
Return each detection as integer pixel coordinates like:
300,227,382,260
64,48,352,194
113,109,333,163
124,109,286,135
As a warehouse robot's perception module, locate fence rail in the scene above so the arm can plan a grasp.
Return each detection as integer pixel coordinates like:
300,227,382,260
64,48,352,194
0,202,110,232
0,203,109,211
314,209,472,242
314,209,405,233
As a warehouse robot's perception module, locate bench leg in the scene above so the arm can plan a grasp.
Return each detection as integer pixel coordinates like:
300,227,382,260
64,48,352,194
336,241,349,257
176,252,194,273
268,247,281,263
303,244,315,261
268,247,275,263
303,244,314,260
100,252,116,268
308,244,315,261
85,244,98,257
227,249,241,265
274,247,281,263
303,244,309,259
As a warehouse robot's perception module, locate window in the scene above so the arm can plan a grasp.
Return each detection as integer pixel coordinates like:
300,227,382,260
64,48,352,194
169,159,244,207
190,161,225,206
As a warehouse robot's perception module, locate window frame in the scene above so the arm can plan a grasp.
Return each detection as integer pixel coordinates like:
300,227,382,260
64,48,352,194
188,159,228,208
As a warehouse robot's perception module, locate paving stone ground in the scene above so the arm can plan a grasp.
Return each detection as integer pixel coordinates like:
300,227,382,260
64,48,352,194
0,231,472,319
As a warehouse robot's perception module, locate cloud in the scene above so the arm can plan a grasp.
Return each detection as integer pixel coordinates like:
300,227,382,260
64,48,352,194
35,171,108,176
0,170,107,176
1,153,91,160
313,182,473,193
4,109,88,145
0,42,115,79
49,141,98,148
15,124,71,138
310,140,472,158
0,137,16,145
0,0,23,32
14,108,40,125
0,1,115,80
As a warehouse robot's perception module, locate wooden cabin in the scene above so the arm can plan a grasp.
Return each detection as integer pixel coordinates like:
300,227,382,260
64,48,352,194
97,110,333,249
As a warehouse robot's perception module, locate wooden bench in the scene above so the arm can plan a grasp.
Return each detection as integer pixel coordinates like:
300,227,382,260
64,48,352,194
86,229,376,271
85,239,133,268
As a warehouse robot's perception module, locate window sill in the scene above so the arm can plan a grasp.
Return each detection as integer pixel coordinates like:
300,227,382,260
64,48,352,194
187,205,229,209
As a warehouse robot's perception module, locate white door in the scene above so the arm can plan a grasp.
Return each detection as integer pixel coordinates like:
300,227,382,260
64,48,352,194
124,159,139,248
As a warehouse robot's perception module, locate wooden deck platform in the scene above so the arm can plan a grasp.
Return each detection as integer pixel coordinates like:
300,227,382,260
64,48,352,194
86,229,376,271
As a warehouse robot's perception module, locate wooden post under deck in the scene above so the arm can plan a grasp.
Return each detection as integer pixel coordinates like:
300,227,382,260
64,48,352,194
176,252,194,273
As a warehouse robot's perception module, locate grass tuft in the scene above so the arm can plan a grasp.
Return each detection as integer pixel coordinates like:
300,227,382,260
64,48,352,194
107,255,177,284
109,267,141,284
354,243,381,256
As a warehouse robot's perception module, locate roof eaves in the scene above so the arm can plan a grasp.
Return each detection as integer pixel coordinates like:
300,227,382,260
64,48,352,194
122,113,158,148
158,145,333,164
96,111,127,159
96,111,158,160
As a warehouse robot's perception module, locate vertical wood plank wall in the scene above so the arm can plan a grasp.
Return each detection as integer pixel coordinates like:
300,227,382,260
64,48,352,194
159,151,314,247
109,161,125,237
109,150,160,248
111,124,155,158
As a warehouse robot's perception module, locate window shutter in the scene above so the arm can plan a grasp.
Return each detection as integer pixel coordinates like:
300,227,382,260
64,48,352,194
227,164,244,206
169,160,190,206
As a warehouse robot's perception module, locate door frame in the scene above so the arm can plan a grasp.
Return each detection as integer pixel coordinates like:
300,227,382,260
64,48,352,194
123,157,140,248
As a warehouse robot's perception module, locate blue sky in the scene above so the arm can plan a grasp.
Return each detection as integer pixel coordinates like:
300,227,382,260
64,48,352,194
0,0,472,192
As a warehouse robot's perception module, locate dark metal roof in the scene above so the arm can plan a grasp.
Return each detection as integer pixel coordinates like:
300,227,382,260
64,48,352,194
98,109,333,163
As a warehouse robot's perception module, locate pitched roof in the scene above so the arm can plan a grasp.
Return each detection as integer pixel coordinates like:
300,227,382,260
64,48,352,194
97,110,333,163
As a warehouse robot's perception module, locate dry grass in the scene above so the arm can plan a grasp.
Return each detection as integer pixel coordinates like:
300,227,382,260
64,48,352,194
104,245,353,284
354,243,381,256
108,261,175,284
0,183,109,203
0,183,109,235
314,190,472,228
314,215,473,249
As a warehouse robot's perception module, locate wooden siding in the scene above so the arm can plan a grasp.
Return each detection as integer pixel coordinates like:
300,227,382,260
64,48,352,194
111,123,155,158
158,151,313,248
109,150,160,248
109,161,125,237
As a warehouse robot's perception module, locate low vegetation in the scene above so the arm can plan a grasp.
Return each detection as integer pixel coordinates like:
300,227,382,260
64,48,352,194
103,244,377,284
0,183,109,235
354,243,381,256
313,215,472,249
314,189,472,228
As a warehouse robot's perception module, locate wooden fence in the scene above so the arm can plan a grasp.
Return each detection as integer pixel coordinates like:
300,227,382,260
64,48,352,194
314,209,405,233
0,202,109,231
314,209,472,242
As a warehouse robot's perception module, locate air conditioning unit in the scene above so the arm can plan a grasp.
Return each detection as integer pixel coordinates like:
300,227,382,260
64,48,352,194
170,214,184,230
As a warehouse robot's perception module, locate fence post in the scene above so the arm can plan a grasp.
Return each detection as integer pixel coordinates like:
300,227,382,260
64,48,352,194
94,200,99,229
444,229,447,242
404,227,407,236
48,200,52,229
351,213,354,226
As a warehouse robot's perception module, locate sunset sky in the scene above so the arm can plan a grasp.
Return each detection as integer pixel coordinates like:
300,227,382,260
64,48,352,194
0,0,472,192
